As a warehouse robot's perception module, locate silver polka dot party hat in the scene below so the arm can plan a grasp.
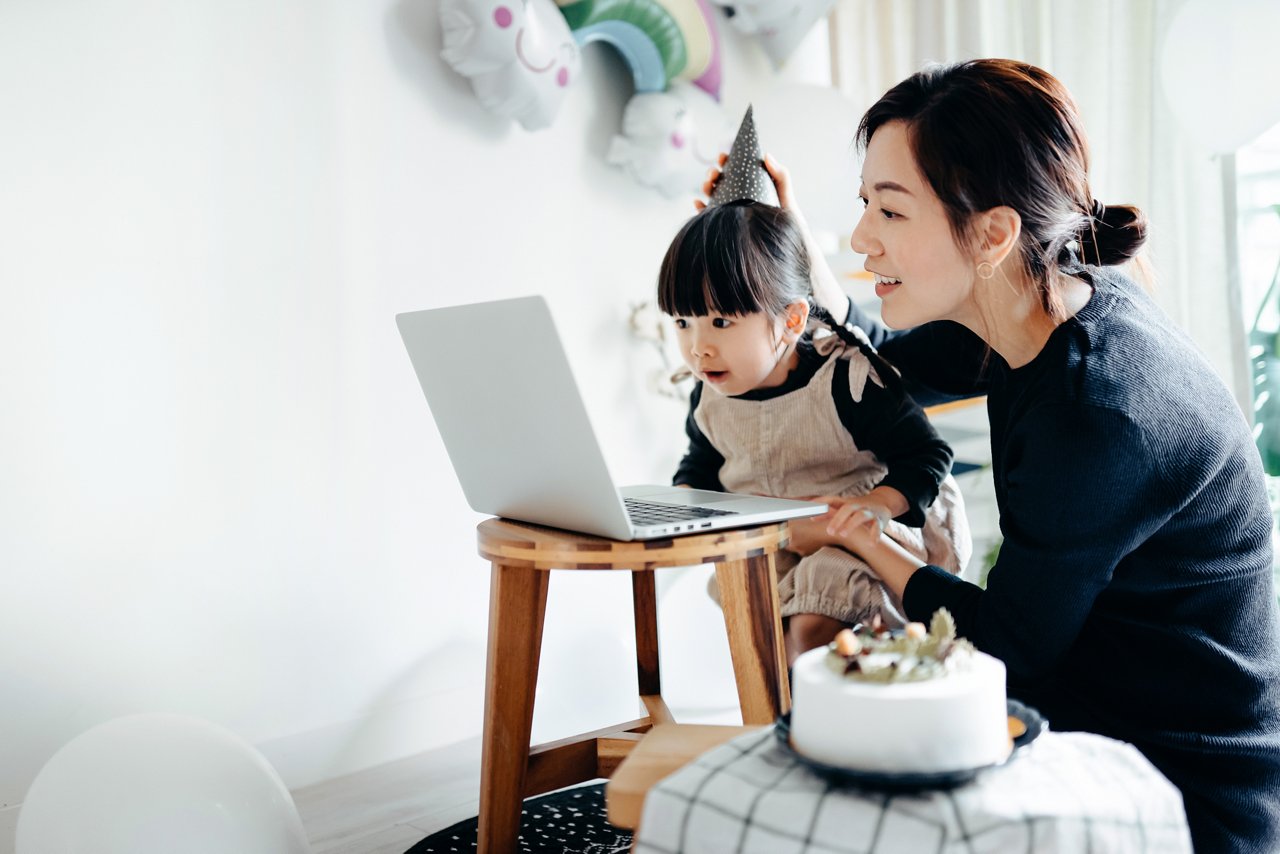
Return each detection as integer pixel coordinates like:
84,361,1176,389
707,105,779,207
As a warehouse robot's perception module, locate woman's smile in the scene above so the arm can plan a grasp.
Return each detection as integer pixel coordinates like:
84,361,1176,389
873,272,902,299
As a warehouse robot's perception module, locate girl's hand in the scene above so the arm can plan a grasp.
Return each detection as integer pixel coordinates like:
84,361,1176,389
784,512,837,556
784,495,851,556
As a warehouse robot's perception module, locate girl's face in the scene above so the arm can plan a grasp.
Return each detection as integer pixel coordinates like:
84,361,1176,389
850,121,978,330
672,310,796,397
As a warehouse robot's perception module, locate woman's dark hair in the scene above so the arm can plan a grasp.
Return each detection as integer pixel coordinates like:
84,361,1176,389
856,59,1148,319
657,199,904,389
657,200,810,318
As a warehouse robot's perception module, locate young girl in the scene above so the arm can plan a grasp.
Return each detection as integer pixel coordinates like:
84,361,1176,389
657,198,971,665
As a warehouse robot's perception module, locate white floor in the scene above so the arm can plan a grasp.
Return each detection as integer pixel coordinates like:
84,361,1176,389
293,736,485,854
292,407,1000,854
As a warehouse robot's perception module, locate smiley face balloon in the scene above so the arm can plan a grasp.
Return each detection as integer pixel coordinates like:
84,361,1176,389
440,0,581,130
606,82,726,198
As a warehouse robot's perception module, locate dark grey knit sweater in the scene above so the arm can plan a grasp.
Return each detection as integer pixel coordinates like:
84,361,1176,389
847,266,1280,854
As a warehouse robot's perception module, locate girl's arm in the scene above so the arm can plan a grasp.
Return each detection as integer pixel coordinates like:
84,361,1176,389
832,358,953,527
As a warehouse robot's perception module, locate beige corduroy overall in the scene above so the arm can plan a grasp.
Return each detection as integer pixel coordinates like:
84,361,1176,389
697,335,971,627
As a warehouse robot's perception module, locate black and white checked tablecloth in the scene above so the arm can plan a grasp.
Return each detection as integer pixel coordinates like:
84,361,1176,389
634,727,1192,853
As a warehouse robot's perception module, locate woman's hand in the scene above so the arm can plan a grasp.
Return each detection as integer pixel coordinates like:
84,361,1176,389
824,497,890,557
784,495,876,556
693,153,729,212
694,153,848,324
693,153,805,217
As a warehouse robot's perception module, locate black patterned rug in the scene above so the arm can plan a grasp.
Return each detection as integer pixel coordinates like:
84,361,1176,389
405,782,632,853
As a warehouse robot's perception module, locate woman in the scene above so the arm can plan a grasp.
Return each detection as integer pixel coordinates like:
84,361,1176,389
741,60,1280,852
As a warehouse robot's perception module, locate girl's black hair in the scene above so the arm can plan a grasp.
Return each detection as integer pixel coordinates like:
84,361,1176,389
857,59,1148,320
657,200,904,391
657,200,810,317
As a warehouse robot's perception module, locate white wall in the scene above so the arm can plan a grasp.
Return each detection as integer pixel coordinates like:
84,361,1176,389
0,0,833,839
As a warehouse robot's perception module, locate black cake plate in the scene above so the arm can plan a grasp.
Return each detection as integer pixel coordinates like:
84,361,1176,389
774,698,1046,793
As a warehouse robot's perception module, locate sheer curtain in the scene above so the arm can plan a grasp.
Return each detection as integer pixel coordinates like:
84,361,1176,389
827,0,1247,408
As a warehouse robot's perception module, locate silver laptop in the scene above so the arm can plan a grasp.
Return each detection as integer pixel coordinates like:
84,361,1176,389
395,295,827,540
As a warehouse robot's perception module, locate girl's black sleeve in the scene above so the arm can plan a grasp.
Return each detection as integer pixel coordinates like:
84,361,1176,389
832,358,953,527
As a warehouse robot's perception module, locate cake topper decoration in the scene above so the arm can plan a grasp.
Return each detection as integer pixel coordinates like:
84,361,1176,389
707,105,779,207
828,607,974,683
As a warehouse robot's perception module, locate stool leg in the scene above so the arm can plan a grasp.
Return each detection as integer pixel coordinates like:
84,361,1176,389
715,553,790,724
478,562,549,854
632,570,661,697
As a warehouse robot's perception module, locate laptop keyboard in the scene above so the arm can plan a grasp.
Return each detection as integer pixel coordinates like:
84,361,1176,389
624,498,738,525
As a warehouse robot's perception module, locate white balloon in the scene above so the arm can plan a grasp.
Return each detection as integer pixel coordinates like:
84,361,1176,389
440,0,582,131
711,0,835,66
607,82,729,198
16,714,311,854
1160,0,1280,153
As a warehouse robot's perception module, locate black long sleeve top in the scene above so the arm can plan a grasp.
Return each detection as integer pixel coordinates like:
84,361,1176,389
845,266,1280,853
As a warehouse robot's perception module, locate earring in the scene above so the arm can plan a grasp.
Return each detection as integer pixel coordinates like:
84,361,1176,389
976,261,995,280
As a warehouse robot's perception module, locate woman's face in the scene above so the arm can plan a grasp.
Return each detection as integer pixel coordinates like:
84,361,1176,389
850,121,977,330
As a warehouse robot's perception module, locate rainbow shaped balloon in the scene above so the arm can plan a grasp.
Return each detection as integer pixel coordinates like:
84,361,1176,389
555,0,722,100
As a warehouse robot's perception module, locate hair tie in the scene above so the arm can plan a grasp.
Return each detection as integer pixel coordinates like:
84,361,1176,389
1090,199,1107,222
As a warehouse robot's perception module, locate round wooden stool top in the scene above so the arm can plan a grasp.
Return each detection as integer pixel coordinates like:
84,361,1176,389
477,517,790,571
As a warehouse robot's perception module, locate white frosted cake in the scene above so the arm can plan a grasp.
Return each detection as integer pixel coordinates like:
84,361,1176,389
790,609,1009,773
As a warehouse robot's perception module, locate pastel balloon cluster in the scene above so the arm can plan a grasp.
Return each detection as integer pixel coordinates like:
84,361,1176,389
437,0,840,196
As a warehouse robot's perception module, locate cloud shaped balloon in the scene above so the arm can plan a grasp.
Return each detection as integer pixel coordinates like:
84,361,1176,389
712,0,834,67
607,81,728,197
440,0,582,130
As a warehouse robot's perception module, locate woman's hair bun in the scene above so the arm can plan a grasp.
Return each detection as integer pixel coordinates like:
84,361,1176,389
1080,202,1148,267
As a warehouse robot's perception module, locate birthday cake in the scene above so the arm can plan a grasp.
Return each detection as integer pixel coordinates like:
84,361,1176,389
789,609,1009,773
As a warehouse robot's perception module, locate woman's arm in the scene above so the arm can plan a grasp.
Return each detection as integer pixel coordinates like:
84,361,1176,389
830,402,1176,682
761,155,849,324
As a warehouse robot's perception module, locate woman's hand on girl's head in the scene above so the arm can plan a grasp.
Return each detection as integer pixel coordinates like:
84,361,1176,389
693,153,730,212
762,154,803,216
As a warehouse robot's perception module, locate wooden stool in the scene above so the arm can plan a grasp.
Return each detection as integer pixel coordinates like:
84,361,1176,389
476,518,792,854
606,723,762,830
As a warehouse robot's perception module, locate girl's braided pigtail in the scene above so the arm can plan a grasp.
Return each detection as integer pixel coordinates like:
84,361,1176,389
808,303,905,395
